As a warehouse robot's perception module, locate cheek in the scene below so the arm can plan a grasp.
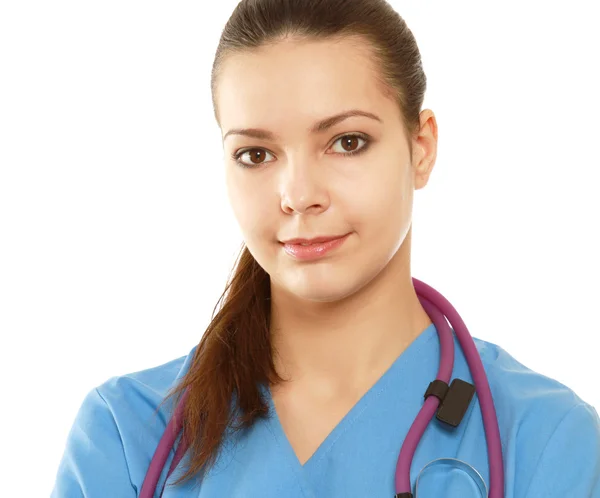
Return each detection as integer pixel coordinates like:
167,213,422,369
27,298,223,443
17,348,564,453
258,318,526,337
344,174,410,239
348,177,401,216
227,178,275,237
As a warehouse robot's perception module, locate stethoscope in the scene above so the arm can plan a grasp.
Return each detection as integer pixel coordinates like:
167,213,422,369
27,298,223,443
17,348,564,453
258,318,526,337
140,277,505,497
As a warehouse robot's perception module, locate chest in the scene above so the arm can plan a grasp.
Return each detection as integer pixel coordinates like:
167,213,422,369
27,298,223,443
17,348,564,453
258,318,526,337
270,387,365,466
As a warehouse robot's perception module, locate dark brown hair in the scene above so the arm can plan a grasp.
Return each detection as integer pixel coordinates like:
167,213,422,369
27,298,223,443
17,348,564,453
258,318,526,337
160,0,427,486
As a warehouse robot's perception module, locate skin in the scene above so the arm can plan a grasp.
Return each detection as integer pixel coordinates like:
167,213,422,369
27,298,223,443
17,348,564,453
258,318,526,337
216,36,438,410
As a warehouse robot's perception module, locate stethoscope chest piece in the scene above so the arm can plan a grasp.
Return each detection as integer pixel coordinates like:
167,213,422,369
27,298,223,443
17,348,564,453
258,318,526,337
414,457,488,497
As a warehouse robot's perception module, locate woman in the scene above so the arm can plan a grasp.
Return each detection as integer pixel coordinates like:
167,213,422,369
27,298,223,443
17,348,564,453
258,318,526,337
51,0,600,496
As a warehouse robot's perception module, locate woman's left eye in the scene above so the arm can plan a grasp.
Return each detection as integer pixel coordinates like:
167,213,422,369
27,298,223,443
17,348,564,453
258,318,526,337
329,134,370,155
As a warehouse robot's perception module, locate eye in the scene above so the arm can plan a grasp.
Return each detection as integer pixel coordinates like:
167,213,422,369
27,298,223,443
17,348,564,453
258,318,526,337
231,132,371,169
232,148,276,168
328,133,370,155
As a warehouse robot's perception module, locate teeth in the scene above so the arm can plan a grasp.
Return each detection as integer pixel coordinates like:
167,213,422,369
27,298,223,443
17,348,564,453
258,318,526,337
300,242,312,246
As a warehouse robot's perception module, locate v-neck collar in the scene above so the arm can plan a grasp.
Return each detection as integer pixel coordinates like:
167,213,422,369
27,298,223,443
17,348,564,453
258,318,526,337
259,322,438,494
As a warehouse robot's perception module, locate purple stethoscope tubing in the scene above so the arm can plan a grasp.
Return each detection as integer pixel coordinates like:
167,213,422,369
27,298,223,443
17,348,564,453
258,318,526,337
139,277,505,497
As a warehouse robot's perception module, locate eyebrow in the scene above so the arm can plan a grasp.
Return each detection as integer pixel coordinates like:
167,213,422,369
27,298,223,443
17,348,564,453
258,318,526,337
222,109,382,141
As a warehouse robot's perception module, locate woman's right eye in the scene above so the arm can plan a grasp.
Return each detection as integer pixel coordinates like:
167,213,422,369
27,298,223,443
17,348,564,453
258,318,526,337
232,148,275,168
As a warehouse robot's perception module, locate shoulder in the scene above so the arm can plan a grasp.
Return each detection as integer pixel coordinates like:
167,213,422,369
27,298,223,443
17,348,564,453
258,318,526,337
471,337,600,496
96,345,197,414
91,344,199,446
52,345,198,497
472,336,593,420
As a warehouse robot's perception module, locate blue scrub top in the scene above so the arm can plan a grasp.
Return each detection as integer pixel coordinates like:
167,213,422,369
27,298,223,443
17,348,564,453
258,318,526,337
51,322,600,497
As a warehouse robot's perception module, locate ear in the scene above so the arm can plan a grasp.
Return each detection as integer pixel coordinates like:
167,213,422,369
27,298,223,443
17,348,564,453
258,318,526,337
412,109,438,191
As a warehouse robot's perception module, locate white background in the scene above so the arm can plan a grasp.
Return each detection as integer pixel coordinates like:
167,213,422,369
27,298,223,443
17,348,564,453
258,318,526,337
1,1,599,496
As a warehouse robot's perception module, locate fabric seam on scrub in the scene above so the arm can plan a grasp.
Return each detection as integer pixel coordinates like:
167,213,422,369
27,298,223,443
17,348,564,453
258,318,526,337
311,330,439,468
520,401,585,497
263,416,313,498
95,387,137,495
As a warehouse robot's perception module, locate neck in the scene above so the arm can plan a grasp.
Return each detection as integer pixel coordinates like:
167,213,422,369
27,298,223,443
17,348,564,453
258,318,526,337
269,230,432,399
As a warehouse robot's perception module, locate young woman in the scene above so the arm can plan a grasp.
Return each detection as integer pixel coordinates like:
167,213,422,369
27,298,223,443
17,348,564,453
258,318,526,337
52,0,600,497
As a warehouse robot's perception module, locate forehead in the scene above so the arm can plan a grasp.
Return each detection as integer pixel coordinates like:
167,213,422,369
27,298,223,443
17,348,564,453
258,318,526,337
216,37,395,132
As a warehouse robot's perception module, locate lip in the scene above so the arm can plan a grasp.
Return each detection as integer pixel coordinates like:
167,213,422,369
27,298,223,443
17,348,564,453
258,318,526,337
281,234,348,245
279,233,350,261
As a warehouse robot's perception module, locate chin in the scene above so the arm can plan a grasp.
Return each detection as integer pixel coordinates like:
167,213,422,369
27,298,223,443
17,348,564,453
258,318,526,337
285,277,360,304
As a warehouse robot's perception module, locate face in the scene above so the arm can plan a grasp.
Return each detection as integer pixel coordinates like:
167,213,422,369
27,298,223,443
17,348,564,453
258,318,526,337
217,36,435,304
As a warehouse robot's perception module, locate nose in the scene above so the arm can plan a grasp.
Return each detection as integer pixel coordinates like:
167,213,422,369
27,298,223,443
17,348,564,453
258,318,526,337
279,156,330,215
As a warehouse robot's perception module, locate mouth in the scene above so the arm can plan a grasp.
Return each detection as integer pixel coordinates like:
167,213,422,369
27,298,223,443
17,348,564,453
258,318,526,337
279,233,351,261
280,234,349,245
